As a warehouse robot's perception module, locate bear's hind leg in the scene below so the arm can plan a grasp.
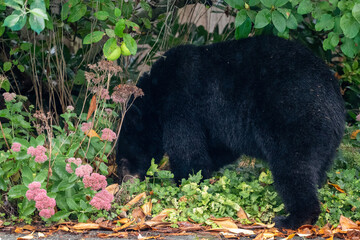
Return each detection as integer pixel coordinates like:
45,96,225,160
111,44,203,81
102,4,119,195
270,157,321,229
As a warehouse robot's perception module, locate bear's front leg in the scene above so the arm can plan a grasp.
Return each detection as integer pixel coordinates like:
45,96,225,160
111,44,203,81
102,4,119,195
162,117,213,182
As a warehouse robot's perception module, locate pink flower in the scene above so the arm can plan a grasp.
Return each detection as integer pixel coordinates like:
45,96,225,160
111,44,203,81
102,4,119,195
83,173,107,191
34,192,56,210
11,142,21,152
27,145,47,163
28,181,41,190
90,189,114,211
75,164,93,178
356,114,360,122
25,181,44,201
66,157,82,173
3,92,16,102
100,88,110,100
81,122,92,133
26,188,46,201
105,108,113,115
39,208,55,219
25,182,56,219
66,105,74,112
101,128,117,142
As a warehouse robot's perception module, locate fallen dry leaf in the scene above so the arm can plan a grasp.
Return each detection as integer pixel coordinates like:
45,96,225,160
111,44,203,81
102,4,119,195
106,184,119,195
85,129,100,139
37,232,45,238
97,232,129,238
328,182,346,193
281,233,295,240
72,222,100,230
16,234,34,240
141,199,152,216
57,225,70,232
228,228,255,235
210,217,238,229
351,130,360,140
326,236,334,240
318,223,332,238
237,207,249,221
113,220,135,232
121,192,146,212
132,207,146,222
138,234,161,239
339,215,360,230
87,95,97,120
114,218,130,225
151,209,175,222
296,226,313,237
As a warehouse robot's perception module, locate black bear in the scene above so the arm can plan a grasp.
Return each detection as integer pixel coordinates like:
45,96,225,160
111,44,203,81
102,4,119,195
116,36,345,229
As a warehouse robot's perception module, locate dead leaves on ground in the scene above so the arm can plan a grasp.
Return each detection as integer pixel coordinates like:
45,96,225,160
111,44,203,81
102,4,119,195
3,192,360,240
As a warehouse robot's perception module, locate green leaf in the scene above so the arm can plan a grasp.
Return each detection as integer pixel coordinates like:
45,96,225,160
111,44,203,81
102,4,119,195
78,213,88,222
0,25,5,36
17,64,25,72
68,3,86,22
249,0,260,6
272,10,286,32
323,32,339,50
4,0,21,10
260,0,274,8
340,13,360,39
74,69,85,85
45,16,53,30
114,8,121,17
3,12,21,28
235,17,252,39
297,0,312,15
105,28,115,38
341,37,357,58
224,0,243,9
123,33,137,55
274,0,288,7
61,2,70,20
1,79,10,91
83,31,104,44
103,37,119,58
51,210,70,222
141,17,151,29
8,185,28,198
3,62,12,71
140,0,152,18
94,11,109,20
20,205,36,217
29,13,45,33
34,169,48,183
114,19,125,37
353,3,360,24
10,11,27,31
29,8,48,19
66,198,79,210
254,9,271,28
20,42,31,50
235,9,247,27
315,14,334,31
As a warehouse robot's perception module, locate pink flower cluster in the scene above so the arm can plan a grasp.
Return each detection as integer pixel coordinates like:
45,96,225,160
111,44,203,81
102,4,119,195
11,142,21,152
25,182,56,219
89,189,114,211
27,145,47,163
101,128,117,142
66,158,82,173
75,164,93,177
83,173,107,191
3,92,16,102
81,122,92,133
66,105,74,112
100,88,110,100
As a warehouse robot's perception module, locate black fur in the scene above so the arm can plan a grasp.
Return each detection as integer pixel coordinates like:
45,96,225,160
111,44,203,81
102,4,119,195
117,36,345,229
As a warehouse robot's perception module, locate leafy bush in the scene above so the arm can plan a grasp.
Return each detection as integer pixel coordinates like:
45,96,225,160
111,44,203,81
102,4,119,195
0,61,143,222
